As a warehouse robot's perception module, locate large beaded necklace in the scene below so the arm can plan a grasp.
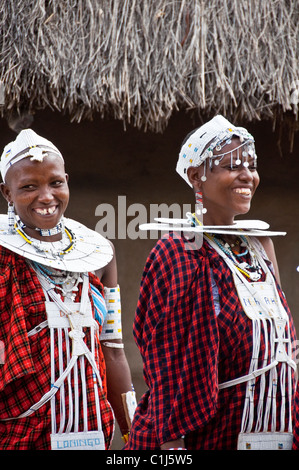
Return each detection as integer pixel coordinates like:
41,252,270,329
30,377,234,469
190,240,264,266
29,260,81,301
206,233,263,281
14,216,75,259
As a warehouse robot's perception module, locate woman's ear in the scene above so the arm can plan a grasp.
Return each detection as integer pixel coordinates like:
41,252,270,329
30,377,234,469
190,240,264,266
0,183,11,203
187,166,204,191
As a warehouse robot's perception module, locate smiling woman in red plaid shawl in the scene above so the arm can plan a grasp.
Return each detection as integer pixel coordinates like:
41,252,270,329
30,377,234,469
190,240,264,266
0,129,136,450
126,115,298,451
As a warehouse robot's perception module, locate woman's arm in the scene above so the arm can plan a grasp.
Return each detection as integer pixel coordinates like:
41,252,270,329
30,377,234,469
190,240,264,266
160,437,186,450
96,242,135,439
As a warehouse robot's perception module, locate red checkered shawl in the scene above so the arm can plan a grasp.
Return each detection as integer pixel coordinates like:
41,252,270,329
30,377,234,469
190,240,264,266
0,246,114,449
126,233,298,449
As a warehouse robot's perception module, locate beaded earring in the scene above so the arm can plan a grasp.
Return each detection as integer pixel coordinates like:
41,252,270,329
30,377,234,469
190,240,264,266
7,202,15,233
194,159,207,218
195,190,207,216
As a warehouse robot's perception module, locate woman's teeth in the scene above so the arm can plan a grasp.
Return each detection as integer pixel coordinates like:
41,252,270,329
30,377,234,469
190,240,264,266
35,206,56,215
235,188,251,195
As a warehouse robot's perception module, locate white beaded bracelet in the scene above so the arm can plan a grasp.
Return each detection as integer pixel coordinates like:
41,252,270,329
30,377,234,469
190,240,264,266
168,447,187,450
101,341,124,348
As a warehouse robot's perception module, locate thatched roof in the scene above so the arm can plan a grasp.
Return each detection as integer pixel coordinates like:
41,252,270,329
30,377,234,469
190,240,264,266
0,0,298,145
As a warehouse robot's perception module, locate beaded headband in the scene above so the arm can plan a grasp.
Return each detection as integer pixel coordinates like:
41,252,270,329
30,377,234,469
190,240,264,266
0,129,64,182
176,115,255,187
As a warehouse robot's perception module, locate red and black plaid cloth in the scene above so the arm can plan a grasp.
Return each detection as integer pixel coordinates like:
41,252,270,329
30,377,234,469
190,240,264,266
0,246,114,450
126,233,298,449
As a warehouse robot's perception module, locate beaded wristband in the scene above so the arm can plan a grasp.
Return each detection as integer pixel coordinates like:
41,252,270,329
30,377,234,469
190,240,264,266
101,285,122,340
168,447,187,450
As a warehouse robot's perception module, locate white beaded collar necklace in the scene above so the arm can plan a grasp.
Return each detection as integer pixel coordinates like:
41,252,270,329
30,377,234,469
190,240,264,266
16,215,64,237
0,214,113,272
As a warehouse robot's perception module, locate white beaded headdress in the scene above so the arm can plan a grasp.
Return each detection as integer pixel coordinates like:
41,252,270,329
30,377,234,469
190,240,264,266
0,128,64,182
176,115,255,187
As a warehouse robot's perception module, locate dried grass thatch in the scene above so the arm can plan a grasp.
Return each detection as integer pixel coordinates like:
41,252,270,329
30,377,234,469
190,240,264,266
0,0,298,143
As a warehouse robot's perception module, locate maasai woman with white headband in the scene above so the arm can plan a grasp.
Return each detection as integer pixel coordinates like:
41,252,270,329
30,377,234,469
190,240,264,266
0,129,136,450
126,115,298,450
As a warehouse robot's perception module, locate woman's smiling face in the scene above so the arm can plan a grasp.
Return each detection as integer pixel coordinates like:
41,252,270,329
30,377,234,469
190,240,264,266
1,152,69,240
188,137,260,225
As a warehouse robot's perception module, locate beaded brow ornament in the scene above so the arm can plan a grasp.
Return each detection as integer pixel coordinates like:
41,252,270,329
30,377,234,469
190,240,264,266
200,138,257,183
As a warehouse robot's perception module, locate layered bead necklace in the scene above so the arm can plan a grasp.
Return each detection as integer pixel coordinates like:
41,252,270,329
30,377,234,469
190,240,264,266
190,211,263,281
206,233,263,281
14,215,80,299
14,216,75,258
29,260,81,301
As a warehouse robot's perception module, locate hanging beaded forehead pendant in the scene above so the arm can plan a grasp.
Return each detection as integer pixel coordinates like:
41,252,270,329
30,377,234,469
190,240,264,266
195,137,257,218
200,138,257,182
